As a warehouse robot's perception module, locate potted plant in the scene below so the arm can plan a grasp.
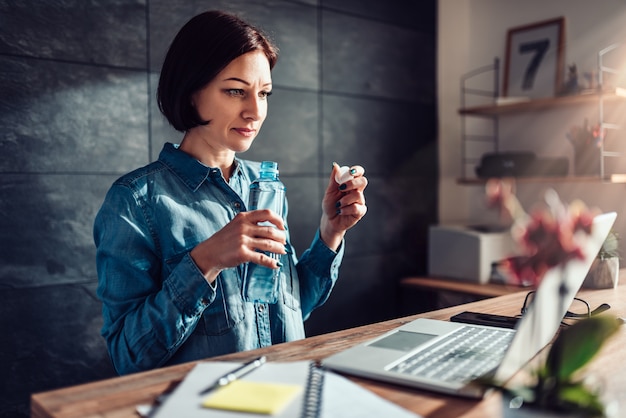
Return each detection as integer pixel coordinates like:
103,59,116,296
480,179,621,417
582,231,620,289
478,314,621,417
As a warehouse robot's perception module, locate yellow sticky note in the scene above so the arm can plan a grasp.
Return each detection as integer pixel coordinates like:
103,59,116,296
202,380,302,415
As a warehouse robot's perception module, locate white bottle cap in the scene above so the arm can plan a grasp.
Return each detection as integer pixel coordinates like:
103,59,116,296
335,165,353,184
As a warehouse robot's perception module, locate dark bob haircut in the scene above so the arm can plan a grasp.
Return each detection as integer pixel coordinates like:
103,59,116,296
157,11,279,132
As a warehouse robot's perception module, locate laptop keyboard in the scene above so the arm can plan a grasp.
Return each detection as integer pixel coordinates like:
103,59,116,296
388,326,515,383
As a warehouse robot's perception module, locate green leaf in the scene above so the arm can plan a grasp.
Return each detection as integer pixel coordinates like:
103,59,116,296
556,382,605,416
598,231,620,259
546,315,620,381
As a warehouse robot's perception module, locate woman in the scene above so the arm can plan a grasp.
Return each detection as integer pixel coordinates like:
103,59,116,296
94,10,367,375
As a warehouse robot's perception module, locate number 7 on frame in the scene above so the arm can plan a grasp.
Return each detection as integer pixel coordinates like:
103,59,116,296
503,17,565,99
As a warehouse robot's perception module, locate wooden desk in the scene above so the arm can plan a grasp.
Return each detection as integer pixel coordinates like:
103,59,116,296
31,286,626,418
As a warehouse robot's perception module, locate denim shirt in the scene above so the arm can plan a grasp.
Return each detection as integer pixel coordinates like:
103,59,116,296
94,143,343,375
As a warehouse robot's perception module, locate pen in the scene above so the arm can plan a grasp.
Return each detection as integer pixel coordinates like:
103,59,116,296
198,356,266,395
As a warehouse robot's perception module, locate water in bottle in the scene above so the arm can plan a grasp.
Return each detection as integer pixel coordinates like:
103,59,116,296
243,161,286,304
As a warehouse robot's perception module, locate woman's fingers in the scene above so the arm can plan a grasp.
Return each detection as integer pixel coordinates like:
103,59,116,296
347,165,365,178
245,209,286,232
242,210,287,260
192,210,286,273
246,235,286,255
330,163,366,185
336,191,366,211
337,200,368,218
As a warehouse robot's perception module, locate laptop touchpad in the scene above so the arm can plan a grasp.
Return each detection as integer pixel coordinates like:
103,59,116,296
369,330,437,352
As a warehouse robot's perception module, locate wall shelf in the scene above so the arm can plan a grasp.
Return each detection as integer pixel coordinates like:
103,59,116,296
458,44,625,182
459,90,626,116
456,174,626,185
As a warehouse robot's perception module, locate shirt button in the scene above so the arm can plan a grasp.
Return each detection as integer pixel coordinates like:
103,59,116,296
258,305,265,312
200,298,209,306
233,202,241,209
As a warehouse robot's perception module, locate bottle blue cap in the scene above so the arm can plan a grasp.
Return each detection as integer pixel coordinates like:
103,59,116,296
260,161,279,176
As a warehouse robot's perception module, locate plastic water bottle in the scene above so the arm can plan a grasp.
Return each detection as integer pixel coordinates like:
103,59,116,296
243,161,286,304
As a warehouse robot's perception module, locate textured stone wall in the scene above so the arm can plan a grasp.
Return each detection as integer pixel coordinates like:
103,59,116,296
0,0,437,416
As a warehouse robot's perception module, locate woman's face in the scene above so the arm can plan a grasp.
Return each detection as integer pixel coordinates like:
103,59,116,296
190,50,272,154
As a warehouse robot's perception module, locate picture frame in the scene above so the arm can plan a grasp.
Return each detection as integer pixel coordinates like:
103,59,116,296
503,17,565,98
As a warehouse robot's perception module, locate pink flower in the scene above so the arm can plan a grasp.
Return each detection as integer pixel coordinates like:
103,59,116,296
485,181,595,287
505,209,586,286
570,205,595,235
485,178,525,221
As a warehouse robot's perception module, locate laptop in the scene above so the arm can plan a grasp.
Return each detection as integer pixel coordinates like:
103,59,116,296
323,212,616,398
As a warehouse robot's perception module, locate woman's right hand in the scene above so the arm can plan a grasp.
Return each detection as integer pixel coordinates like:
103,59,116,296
190,210,287,284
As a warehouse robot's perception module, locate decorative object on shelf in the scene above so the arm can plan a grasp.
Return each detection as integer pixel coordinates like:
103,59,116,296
583,70,598,91
558,64,581,96
566,119,604,176
475,151,569,178
476,152,537,178
503,17,565,99
582,231,620,289
479,179,621,417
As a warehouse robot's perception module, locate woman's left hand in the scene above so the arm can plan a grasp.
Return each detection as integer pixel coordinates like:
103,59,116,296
320,163,368,250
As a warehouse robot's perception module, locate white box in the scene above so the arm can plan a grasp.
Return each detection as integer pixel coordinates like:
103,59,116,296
427,224,516,284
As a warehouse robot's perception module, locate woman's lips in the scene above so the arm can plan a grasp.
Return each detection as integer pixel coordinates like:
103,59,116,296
233,128,256,137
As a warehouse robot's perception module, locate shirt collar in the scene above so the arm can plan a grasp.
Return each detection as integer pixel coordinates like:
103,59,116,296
158,143,244,191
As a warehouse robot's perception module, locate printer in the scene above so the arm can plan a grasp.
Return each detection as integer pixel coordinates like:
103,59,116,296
427,224,516,284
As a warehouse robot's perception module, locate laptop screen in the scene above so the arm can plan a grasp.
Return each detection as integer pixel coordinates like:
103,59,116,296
493,212,616,383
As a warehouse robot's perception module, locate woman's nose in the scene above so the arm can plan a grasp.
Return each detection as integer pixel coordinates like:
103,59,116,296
242,96,265,121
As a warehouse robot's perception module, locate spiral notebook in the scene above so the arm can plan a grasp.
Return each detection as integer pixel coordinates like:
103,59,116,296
151,360,420,418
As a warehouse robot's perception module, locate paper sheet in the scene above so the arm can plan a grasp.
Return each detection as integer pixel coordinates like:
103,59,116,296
322,371,421,418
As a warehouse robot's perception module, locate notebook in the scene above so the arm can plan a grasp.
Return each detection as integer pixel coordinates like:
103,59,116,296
323,212,616,398
150,360,421,418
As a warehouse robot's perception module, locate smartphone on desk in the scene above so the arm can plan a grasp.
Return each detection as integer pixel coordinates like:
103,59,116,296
450,311,519,329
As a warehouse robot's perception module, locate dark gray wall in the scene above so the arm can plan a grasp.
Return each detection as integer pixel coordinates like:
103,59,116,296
0,0,437,416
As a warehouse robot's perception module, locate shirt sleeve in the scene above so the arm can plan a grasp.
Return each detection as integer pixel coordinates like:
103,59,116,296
295,229,345,320
94,183,215,375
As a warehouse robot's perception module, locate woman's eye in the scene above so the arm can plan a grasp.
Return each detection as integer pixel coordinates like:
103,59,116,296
260,90,273,99
226,89,245,97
